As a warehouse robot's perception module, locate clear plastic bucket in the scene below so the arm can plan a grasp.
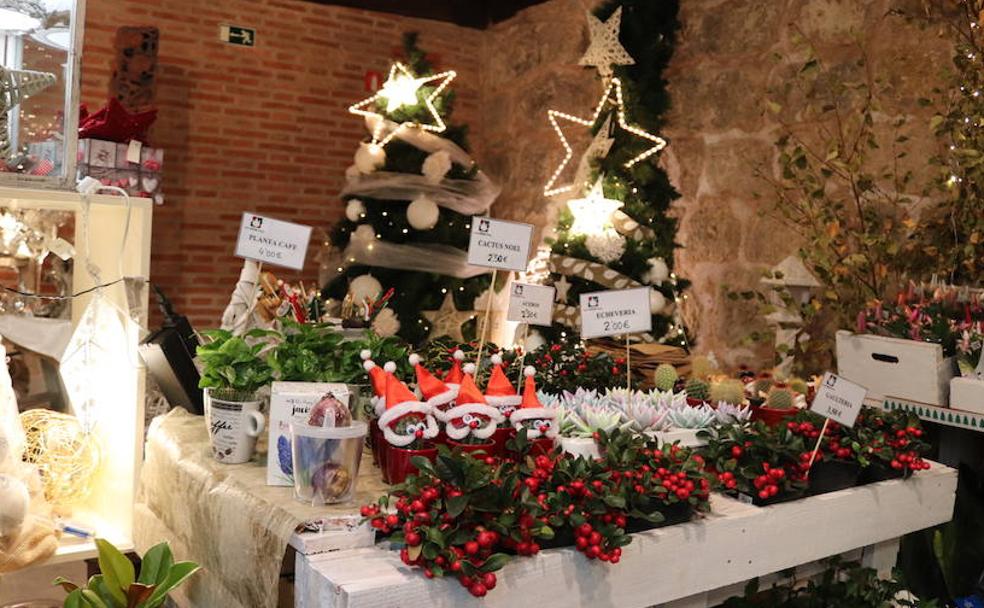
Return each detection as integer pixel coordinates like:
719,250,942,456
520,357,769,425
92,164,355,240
290,421,367,505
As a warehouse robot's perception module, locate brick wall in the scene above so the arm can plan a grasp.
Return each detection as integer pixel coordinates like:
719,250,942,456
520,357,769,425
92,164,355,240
81,0,483,327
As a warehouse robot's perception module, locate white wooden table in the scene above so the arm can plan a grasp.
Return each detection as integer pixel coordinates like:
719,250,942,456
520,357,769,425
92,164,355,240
293,462,957,608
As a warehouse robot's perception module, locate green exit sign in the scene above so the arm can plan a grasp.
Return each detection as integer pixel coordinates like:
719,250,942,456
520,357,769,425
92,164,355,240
220,25,255,47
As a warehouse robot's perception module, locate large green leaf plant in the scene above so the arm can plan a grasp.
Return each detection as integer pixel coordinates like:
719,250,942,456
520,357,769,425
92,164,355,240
196,328,275,401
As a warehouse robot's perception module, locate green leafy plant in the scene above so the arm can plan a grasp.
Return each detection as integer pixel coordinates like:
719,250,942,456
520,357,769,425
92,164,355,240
54,539,199,608
197,329,275,400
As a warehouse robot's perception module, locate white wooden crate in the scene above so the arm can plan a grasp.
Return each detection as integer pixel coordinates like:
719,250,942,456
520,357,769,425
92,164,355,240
950,376,984,415
295,462,956,608
836,331,954,406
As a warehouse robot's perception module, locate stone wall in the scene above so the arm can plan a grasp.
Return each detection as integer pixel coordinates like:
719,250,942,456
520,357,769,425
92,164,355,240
481,0,953,368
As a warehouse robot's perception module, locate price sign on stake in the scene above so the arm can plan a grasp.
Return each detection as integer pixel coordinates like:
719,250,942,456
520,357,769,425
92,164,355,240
467,217,534,272
507,282,555,327
579,287,652,339
235,212,312,271
806,372,868,473
810,372,867,428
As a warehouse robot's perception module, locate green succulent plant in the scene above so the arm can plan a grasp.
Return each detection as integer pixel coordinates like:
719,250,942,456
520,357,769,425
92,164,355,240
653,363,679,392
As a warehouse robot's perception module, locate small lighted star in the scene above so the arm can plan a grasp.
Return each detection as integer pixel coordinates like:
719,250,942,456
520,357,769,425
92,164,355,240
544,78,667,197
567,177,624,235
421,292,473,342
350,62,456,148
571,114,615,195
579,7,635,80
554,276,571,303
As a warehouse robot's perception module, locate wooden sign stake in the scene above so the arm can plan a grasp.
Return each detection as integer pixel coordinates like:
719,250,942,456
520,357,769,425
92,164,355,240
475,268,497,380
805,417,831,477
625,333,631,392
515,323,530,391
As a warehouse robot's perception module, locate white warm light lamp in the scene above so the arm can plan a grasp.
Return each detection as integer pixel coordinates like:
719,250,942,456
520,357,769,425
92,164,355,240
378,72,421,112
567,177,623,235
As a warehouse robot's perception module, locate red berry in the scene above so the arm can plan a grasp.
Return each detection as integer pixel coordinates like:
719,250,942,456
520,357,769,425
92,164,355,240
410,500,425,512
450,561,462,572
576,537,589,550
459,575,474,588
465,541,480,555
469,583,487,597
589,531,602,546
482,573,497,590
405,532,422,546
424,568,434,579
386,514,399,526
578,523,593,537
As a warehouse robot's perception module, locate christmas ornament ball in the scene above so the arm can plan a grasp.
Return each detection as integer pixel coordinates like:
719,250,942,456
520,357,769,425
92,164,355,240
348,274,383,303
354,142,386,174
649,289,667,314
407,195,440,230
345,199,367,222
0,474,29,538
645,257,670,285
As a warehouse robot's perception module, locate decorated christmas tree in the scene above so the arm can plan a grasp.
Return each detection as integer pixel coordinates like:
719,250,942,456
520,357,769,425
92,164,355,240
324,34,499,345
532,0,688,348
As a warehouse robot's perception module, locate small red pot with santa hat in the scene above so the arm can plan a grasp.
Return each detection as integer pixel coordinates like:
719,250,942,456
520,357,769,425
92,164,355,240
510,366,559,457
377,367,439,484
361,352,396,468
409,353,456,421
442,349,466,397
483,353,522,454
442,365,504,458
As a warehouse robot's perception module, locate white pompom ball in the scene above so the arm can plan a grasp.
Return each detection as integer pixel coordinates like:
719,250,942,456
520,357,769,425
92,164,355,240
421,150,452,184
524,366,536,378
354,142,386,174
346,199,367,222
409,353,422,366
490,353,503,366
384,361,397,373
524,330,547,352
463,363,476,375
453,349,465,361
360,349,372,360
645,257,670,285
363,360,376,371
650,289,667,314
0,474,29,538
348,274,383,303
407,195,439,231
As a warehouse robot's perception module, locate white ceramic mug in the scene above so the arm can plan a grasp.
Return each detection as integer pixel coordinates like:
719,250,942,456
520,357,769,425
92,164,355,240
205,392,265,464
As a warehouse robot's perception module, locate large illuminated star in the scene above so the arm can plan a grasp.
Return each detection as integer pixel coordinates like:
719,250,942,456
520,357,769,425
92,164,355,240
422,293,473,342
579,7,635,80
571,114,615,195
544,77,667,197
349,62,456,148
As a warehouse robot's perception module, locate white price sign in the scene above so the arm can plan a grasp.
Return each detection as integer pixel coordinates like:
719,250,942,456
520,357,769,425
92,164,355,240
809,372,867,428
467,217,534,272
507,282,555,326
234,212,312,270
579,287,652,339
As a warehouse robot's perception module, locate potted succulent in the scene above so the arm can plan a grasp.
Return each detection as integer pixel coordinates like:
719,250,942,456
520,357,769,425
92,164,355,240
751,385,801,427
549,389,630,459
684,377,710,406
55,539,199,608
701,421,809,506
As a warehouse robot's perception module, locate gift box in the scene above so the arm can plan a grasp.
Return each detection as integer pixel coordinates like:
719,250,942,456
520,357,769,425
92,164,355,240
77,138,165,204
267,381,351,487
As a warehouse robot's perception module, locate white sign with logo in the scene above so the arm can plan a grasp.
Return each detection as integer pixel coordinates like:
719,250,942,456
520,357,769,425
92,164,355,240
507,282,555,327
235,212,312,270
579,287,652,339
467,217,534,272
810,372,867,427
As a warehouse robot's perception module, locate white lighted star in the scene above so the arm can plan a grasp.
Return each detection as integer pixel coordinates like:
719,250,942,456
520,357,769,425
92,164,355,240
567,177,624,235
350,62,456,148
579,7,635,80
572,114,615,195
544,78,667,197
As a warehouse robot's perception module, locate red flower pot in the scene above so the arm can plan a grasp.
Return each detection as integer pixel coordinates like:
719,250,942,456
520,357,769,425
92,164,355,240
446,439,498,459
686,397,706,407
370,422,386,470
490,426,515,455
385,445,437,485
751,405,797,427
529,437,557,457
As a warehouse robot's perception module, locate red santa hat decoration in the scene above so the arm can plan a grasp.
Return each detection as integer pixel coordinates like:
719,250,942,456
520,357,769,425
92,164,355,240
442,349,466,395
442,368,504,441
362,350,397,417
510,366,558,439
376,368,438,447
484,353,522,416
409,353,455,411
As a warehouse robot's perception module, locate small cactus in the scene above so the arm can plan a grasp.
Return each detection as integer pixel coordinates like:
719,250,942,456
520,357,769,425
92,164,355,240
766,387,795,410
709,378,745,405
690,355,717,380
788,377,809,395
685,377,710,402
653,363,679,392
752,375,775,397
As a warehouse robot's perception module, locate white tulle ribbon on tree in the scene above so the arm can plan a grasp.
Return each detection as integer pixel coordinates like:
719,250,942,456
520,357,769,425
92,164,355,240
364,115,472,166
341,171,499,216
343,226,490,278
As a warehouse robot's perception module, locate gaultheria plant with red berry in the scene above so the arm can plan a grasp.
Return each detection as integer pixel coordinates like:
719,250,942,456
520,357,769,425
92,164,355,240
700,421,809,505
846,407,930,476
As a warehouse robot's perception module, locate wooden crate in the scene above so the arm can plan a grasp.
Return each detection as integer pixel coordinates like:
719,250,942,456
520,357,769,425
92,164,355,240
295,463,957,608
836,331,954,406
950,377,984,415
